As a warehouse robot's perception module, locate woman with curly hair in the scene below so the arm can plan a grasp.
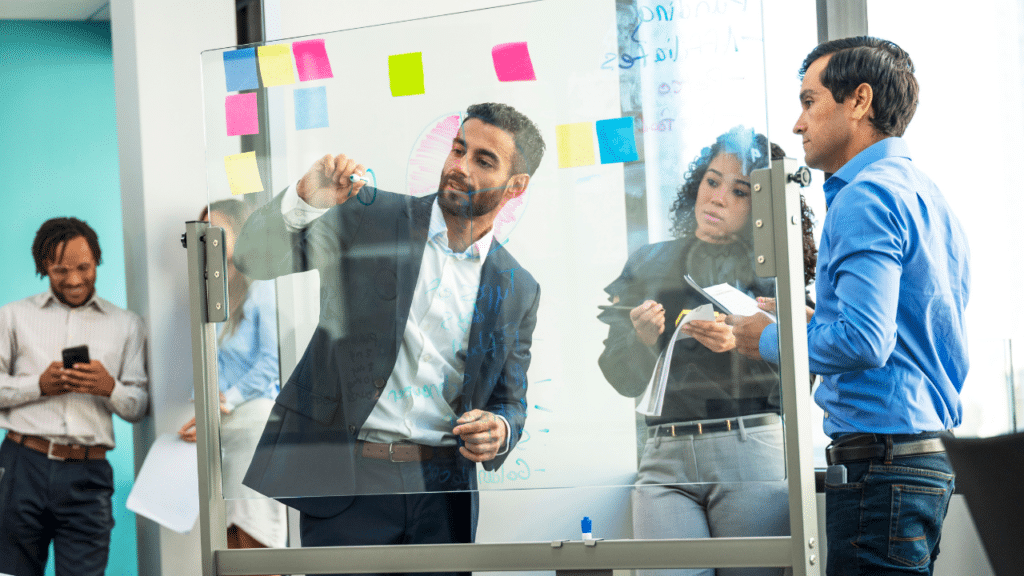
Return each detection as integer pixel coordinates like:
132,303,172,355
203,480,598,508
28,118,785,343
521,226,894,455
598,126,816,576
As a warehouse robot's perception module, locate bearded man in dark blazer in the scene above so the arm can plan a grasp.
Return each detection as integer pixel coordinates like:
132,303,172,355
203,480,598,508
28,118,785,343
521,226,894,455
236,103,544,565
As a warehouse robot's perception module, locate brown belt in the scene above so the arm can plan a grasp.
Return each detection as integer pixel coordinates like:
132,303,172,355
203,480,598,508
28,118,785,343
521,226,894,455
359,441,457,463
6,432,108,461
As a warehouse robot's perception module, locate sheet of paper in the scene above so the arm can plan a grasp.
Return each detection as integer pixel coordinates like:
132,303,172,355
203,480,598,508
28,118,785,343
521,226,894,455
126,433,199,534
292,38,334,81
294,86,329,130
223,47,259,91
225,93,258,136
257,44,297,87
555,122,595,168
703,283,775,321
596,117,639,164
636,304,714,416
388,52,425,97
223,151,264,195
491,41,537,81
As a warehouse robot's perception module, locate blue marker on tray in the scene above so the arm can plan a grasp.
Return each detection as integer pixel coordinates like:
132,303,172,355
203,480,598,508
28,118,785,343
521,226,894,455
581,516,592,540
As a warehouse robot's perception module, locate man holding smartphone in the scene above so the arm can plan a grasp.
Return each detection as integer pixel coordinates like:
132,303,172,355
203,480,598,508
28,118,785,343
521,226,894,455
0,217,149,576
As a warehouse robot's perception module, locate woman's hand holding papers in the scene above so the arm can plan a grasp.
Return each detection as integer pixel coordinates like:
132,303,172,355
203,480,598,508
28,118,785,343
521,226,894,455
681,315,736,353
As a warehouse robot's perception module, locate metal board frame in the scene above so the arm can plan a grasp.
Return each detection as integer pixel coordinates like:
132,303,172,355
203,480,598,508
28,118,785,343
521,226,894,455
183,157,821,575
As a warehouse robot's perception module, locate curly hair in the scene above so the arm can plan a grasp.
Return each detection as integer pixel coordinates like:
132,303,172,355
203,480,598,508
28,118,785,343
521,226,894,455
668,126,818,284
669,126,770,240
32,217,102,277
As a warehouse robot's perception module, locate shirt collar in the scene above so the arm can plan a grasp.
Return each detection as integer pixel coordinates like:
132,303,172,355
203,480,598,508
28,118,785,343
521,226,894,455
427,198,494,263
36,289,107,313
823,137,911,207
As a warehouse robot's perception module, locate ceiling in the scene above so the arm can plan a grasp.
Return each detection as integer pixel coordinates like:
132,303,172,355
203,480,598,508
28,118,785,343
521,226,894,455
1,1,110,21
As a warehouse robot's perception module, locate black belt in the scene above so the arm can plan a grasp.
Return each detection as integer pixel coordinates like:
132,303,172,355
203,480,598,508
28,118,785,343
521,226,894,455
826,433,947,465
651,413,780,437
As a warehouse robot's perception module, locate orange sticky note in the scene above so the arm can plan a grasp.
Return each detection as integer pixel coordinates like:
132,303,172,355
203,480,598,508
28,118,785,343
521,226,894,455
555,122,596,168
223,151,264,195
257,44,296,87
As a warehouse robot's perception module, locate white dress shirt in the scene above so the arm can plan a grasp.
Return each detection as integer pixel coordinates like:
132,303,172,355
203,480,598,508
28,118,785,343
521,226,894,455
281,186,510,451
0,291,149,448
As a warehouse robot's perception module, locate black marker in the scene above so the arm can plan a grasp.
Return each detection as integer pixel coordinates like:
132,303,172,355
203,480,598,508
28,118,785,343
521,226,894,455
597,304,636,311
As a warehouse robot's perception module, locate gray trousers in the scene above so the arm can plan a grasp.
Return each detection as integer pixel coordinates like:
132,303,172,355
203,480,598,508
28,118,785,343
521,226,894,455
632,415,790,576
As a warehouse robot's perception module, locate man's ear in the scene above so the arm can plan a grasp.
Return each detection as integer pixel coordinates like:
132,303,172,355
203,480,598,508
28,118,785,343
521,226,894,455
848,82,874,123
504,174,530,199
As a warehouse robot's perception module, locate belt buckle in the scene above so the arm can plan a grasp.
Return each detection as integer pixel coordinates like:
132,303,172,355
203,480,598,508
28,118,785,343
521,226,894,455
388,443,412,463
46,441,65,461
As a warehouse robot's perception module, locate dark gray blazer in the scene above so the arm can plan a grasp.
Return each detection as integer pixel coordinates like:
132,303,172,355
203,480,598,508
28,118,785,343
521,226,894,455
236,188,539,517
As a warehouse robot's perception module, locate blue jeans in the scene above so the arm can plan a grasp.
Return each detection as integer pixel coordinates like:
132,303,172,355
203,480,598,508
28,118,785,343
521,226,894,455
824,433,954,576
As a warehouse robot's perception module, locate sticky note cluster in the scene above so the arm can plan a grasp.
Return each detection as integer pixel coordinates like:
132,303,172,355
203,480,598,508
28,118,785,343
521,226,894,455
220,40,336,194
556,117,639,168
387,41,537,97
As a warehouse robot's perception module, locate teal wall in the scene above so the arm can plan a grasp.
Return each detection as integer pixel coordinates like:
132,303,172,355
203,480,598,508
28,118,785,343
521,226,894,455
0,20,138,576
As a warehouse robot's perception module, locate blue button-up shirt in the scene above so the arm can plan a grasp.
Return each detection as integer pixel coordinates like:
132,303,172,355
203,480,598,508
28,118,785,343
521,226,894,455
760,137,970,438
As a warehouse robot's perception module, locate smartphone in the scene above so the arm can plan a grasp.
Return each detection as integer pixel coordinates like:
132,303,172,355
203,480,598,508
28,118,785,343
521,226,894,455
62,345,90,369
825,464,848,485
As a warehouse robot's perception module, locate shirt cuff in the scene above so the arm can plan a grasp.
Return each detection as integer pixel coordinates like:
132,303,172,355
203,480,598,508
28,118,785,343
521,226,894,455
222,387,245,412
280,182,329,231
495,414,512,456
759,322,781,364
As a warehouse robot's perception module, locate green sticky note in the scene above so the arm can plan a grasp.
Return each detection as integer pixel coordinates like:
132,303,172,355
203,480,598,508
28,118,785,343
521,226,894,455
388,52,425,97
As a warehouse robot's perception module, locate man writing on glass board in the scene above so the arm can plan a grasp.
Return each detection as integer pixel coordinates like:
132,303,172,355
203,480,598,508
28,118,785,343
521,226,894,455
729,37,969,575
237,103,544,562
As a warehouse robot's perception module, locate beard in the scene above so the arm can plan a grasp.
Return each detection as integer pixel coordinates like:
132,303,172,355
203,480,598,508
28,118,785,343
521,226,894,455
436,172,506,218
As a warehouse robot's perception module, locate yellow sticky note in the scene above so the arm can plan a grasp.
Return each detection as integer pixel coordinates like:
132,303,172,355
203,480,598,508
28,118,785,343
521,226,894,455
223,151,264,195
555,122,596,168
257,44,296,87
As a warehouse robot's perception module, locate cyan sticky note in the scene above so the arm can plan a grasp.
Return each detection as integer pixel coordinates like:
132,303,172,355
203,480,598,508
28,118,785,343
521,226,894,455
257,44,297,87
292,39,334,81
388,52,425,97
225,93,258,136
596,117,639,164
492,42,536,82
223,151,264,195
294,86,329,130
223,48,258,91
555,122,596,168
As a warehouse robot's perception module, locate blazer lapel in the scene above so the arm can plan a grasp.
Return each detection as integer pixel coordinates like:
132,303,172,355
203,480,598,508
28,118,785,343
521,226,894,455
462,240,513,410
393,194,433,356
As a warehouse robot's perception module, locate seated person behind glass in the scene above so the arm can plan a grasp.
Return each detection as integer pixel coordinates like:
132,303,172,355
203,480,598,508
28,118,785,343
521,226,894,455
598,126,816,576
178,199,287,553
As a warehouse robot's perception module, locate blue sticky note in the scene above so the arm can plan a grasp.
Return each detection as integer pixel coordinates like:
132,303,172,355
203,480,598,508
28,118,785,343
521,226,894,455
223,48,259,92
294,86,329,130
596,117,639,164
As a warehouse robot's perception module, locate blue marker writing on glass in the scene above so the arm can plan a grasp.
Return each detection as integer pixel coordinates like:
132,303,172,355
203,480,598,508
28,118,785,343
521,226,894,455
581,517,592,540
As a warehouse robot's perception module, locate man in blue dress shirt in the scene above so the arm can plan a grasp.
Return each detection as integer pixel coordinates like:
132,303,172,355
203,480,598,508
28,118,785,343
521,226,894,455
730,37,970,575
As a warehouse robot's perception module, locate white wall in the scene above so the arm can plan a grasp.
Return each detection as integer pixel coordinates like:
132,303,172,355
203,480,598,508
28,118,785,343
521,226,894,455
110,0,236,574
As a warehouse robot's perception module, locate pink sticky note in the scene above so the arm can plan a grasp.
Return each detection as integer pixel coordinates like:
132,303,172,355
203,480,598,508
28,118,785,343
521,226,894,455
492,42,536,82
225,93,258,136
292,39,334,81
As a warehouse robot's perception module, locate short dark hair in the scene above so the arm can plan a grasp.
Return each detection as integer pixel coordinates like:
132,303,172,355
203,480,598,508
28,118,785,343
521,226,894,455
799,36,918,137
464,103,546,177
32,217,102,277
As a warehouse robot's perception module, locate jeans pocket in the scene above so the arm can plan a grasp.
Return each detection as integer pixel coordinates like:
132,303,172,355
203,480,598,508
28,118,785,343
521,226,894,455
888,483,948,567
